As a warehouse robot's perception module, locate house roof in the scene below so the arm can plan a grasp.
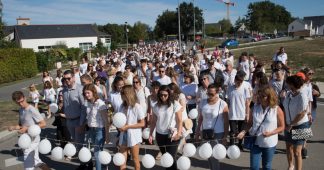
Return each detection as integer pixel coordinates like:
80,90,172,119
304,15,324,28
11,24,108,40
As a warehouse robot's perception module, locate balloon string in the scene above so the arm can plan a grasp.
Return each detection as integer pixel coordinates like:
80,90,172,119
38,135,257,148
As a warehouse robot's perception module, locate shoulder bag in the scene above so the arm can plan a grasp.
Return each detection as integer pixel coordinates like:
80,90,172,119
202,102,222,140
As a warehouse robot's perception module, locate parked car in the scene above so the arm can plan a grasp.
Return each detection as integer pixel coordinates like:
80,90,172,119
219,39,239,48
241,35,260,42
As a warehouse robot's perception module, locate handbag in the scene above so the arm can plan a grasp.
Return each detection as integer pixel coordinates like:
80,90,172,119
167,102,178,139
287,94,313,140
202,102,222,140
243,107,270,150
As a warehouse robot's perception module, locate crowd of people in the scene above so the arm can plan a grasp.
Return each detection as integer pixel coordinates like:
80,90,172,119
8,41,320,170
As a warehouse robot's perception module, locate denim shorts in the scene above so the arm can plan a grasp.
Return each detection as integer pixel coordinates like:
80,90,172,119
121,132,128,146
285,122,309,146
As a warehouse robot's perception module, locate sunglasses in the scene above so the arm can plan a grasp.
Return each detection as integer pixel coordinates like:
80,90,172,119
159,70,165,73
207,93,216,96
133,81,140,84
160,93,168,98
308,72,314,75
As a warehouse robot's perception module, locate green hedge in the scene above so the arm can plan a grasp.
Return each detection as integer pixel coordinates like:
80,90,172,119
35,51,56,72
0,48,38,84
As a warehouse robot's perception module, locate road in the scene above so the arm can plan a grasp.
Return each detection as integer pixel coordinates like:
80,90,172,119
1,103,323,170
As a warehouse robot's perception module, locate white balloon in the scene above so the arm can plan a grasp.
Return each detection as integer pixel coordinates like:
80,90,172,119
51,147,64,160
142,154,155,168
198,143,213,159
177,156,191,170
78,147,92,163
160,152,174,168
113,153,125,166
38,139,52,154
212,144,227,160
18,134,31,149
227,145,241,159
113,112,127,128
188,109,198,119
98,151,111,165
49,103,59,113
195,146,201,159
182,143,196,157
142,128,150,140
63,143,76,157
28,124,41,137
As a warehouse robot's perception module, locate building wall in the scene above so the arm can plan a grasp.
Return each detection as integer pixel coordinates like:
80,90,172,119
20,37,98,52
288,20,305,33
318,25,324,35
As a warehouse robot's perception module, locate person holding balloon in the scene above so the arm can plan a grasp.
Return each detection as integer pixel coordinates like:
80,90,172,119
118,85,146,170
9,91,47,170
83,84,109,170
195,83,229,170
237,86,285,170
149,85,183,170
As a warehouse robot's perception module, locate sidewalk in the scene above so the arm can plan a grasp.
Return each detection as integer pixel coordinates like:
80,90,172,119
316,82,324,102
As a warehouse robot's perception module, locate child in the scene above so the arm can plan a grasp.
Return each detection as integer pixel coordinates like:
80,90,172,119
43,81,56,118
29,84,40,109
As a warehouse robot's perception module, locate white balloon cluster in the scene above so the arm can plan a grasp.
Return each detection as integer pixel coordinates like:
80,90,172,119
18,125,42,149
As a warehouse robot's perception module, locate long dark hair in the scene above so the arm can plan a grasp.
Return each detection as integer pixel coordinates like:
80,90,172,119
168,83,181,101
157,85,173,107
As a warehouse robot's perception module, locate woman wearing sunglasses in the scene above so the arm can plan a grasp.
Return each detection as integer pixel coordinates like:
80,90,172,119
149,85,183,170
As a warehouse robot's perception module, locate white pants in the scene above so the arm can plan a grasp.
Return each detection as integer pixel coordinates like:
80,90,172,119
23,135,42,170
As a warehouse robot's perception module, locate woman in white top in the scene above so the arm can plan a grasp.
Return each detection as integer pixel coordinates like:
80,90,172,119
83,84,108,170
133,76,150,117
43,81,56,118
283,75,309,170
123,65,134,85
42,70,53,85
196,83,229,170
147,81,161,125
238,86,284,170
149,85,183,170
118,85,145,170
94,77,108,101
108,76,124,114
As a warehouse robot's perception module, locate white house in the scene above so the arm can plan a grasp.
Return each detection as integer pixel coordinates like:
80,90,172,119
319,25,324,36
288,16,324,36
5,22,111,52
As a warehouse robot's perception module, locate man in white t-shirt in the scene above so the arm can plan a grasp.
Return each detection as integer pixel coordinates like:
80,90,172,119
79,56,88,75
226,71,251,149
153,66,172,85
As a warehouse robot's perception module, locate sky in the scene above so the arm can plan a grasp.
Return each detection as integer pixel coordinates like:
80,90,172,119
2,0,324,28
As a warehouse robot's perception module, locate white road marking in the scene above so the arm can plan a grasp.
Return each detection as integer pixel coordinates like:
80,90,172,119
5,156,23,167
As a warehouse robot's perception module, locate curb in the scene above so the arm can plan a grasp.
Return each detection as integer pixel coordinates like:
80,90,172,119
0,130,18,143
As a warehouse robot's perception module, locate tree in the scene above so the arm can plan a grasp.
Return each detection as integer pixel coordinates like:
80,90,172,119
98,23,125,48
129,21,150,43
245,1,292,33
154,10,178,39
218,19,234,34
234,17,247,31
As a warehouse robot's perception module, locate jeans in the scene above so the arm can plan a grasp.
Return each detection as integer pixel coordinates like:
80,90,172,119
88,127,105,170
66,118,85,150
156,133,180,170
250,145,276,170
208,133,224,170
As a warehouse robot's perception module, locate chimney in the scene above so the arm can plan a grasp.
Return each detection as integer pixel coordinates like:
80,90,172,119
17,17,31,25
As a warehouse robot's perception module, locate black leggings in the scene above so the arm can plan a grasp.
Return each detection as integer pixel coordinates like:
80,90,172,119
156,133,180,170
229,120,245,146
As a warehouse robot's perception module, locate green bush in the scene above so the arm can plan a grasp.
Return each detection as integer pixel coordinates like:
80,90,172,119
35,51,56,72
0,48,38,84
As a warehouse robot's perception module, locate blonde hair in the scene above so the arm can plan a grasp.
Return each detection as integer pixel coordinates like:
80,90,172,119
121,85,138,108
29,84,37,92
257,86,278,108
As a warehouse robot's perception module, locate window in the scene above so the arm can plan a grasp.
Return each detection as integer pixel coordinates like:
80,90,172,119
105,38,111,44
38,46,52,51
291,26,294,30
79,42,93,52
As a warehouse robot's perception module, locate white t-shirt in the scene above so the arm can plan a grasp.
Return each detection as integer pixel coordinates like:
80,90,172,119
180,83,198,104
223,69,237,87
79,63,88,75
283,91,309,125
201,99,227,133
239,61,250,81
250,105,278,148
29,91,40,103
227,84,251,120
19,105,44,127
86,99,107,128
153,101,182,134
109,92,123,114
273,53,287,64
136,87,151,115
44,88,56,102
153,75,172,86
118,103,146,147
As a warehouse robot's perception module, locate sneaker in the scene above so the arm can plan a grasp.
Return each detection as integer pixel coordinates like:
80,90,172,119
302,148,308,159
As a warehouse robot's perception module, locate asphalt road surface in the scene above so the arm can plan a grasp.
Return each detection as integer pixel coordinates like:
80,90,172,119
0,103,323,170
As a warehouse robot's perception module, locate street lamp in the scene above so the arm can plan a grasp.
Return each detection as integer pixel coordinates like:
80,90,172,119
193,0,195,43
125,22,129,50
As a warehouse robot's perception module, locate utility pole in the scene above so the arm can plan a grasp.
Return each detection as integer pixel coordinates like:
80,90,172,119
178,0,182,53
193,0,196,43
125,22,129,50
